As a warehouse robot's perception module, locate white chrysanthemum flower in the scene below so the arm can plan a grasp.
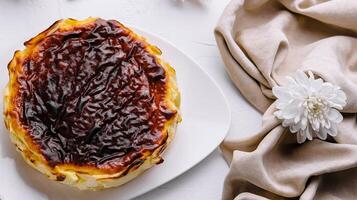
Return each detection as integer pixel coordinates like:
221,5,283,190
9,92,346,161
273,70,347,143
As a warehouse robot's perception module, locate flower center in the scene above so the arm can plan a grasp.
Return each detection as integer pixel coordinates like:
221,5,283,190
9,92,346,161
304,95,328,119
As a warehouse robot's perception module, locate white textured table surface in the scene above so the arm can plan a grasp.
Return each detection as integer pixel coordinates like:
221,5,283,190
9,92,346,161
0,0,262,199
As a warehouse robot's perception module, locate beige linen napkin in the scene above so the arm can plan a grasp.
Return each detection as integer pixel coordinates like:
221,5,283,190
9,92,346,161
214,0,357,199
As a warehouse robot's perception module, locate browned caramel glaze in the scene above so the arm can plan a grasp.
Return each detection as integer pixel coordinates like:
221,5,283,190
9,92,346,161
16,19,175,170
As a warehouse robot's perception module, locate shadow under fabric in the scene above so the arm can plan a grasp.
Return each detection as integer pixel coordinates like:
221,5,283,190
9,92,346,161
214,0,357,199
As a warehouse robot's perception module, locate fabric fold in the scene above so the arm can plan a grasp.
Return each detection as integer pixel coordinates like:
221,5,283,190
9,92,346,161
215,0,357,199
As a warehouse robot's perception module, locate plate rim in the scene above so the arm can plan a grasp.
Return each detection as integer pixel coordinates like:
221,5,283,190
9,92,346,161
129,26,232,198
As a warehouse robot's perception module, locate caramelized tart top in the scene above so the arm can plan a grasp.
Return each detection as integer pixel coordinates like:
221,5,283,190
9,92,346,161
7,18,178,172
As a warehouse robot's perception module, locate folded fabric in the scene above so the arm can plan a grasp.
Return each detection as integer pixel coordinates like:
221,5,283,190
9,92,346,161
214,0,357,199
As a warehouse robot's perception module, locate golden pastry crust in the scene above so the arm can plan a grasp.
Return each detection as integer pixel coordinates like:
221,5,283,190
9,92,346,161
4,18,181,190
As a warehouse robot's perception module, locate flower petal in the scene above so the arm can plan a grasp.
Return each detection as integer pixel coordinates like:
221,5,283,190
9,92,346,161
272,86,290,100
295,70,309,86
328,124,338,137
290,124,299,133
301,116,308,130
282,118,294,128
297,130,307,144
306,126,313,140
329,89,347,108
274,110,282,119
280,100,300,119
311,118,320,131
310,78,323,93
327,109,343,123
316,129,327,140
319,83,334,98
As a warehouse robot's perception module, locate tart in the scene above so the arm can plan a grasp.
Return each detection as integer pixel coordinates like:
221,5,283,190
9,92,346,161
4,18,181,190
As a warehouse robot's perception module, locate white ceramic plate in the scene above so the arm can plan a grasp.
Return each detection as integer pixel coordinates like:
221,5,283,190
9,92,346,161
0,28,231,200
